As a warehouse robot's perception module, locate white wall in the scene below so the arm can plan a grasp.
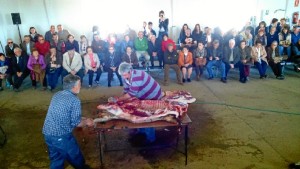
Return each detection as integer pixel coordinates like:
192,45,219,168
0,0,298,54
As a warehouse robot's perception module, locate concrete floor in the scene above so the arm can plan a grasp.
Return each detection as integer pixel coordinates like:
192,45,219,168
0,65,299,169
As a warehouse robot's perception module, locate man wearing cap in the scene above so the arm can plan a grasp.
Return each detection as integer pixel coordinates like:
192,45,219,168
206,40,227,83
61,46,84,83
163,43,183,85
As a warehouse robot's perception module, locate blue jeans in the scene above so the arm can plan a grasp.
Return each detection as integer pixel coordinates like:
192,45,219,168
44,133,85,169
206,60,226,78
254,60,268,76
47,67,62,90
61,69,84,83
279,46,291,58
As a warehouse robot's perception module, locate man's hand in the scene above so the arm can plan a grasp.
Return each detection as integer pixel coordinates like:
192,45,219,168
17,72,22,77
230,64,234,69
70,70,76,75
215,57,219,60
85,118,94,127
209,56,213,60
152,52,157,57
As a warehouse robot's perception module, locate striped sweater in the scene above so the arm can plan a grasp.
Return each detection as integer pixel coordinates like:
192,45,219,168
123,70,162,100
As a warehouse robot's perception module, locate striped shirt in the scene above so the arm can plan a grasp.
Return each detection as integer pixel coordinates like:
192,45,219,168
42,90,81,136
124,70,162,100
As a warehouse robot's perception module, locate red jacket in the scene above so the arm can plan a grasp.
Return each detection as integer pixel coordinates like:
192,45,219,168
35,41,50,57
161,38,176,52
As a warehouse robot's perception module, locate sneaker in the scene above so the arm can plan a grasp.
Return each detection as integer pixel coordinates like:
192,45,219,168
221,77,227,83
187,78,191,82
264,74,268,78
94,81,99,84
108,84,111,87
88,85,92,88
239,78,246,83
276,75,285,80
120,83,123,86
182,78,186,83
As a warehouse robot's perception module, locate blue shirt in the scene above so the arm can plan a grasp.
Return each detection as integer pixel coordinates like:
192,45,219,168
42,90,81,136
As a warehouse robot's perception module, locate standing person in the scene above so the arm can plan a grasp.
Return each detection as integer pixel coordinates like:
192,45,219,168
57,24,70,42
251,40,268,79
27,48,47,90
178,46,193,83
193,41,207,81
147,35,163,68
84,46,102,87
65,34,80,53
91,34,107,66
50,33,65,59
42,74,93,169
120,34,134,55
29,27,40,43
112,62,163,143
45,25,57,42
163,43,183,85
158,10,169,40
104,46,123,87
21,35,35,56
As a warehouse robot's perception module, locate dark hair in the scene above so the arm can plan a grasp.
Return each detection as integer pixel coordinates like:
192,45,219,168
181,24,189,32
148,22,153,25
240,40,246,45
193,24,201,34
259,21,266,27
255,39,262,45
29,27,37,34
86,46,93,53
182,46,188,50
197,41,204,46
67,34,74,39
0,53,5,57
31,48,38,53
24,35,30,38
271,18,278,24
126,46,132,50
159,10,164,16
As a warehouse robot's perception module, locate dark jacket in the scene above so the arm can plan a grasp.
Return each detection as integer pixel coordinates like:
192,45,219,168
65,40,79,53
266,46,280,62
207,46,223,60
5,43,19,58
122,52,139,67
147,40,162,56
222,46,240,64
92,39,107,54
20,41,35,56
236,46,252,63
158,18,169,34
164,50,178,65
266,33,279,47
11,53,29,73
104,52,122,70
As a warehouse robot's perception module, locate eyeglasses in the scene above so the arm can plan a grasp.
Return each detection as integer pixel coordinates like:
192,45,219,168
8,42,13,44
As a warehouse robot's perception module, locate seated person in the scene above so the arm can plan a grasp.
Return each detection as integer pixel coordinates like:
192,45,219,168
178,46,193,83
147,35,163,68
161,34,176,53
35,35,50,57
222,39,240,80
61,46,84,83
236,40,252,83
254,29,267,47
292,39,300,71
120,34,134,55
45,47,62,91
134,31,149,67
21,35,35,56
27,48,47,90
104,46,123,87
163,43,183,86
251,39,268,79
5,38,19,58
193,41,207,81
266,41,284,79
65,34,80,53
0,53,9,91
122,46,139,69
206,40,226,83
11,47,30,92
180,28,195,51
50,33,65,59
278,26,292,59
84,46,102,87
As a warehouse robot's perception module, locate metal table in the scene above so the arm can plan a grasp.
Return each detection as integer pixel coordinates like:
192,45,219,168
94,114,192,166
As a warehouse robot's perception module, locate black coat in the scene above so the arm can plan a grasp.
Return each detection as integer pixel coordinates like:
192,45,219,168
11,53,29,73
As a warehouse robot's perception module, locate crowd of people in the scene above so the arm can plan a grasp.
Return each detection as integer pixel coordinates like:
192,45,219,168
1,10,300,92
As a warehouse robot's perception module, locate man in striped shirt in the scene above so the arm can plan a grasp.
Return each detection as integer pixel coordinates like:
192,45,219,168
110,62,163,143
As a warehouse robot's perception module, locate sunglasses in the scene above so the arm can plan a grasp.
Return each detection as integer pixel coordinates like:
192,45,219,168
39,38,44,41
8,42,13,44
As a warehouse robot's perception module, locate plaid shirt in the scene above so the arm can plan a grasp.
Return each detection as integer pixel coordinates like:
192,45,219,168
42,90,81,136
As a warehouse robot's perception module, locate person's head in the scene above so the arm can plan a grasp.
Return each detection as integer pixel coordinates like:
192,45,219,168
143,21,147,28
258,28,264,36
163,34,168,41
240,40,246,49
214,27,222,36
255,39,262,47
282,26,289,34
50,25,55,32
80,35,87,43
49,46,56,55
148,22,153,29
29,27,37,34
126,46,132,54
270,27,276,34
52,33,58,41
63,74,81,94
31,48,39,57
86,46,93,54
229,39,235,48
108,46,114,54
7,39,13,47
118,62,132,80
182,46,188,54
197,41,204,50
259,21,266,28
167,43,174,51
194,24,201,32
24,35,30,43
138,31,144,39
67,46,75,55
245,26,252,34
57,24,63,32
14,47,22,57
38,35,45,44
271,41,278,50
185,28,191,36
0,53,5,61
159,10,164,18
213,40,219,48
67,34,75,43
150,35,156,42
181,24,188,32
271,18,278,25
206,27,212,34
280,18,286,25
124,34,130,42
93,34,100,41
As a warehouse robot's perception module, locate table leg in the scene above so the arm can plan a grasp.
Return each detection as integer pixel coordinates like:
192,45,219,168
98,131,103,166
185,125,188,165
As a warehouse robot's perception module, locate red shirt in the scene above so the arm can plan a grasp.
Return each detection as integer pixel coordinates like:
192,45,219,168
35,41,50,57
161,38,176,52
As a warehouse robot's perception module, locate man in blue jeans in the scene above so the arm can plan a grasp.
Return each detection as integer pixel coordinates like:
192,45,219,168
42,74,93,169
